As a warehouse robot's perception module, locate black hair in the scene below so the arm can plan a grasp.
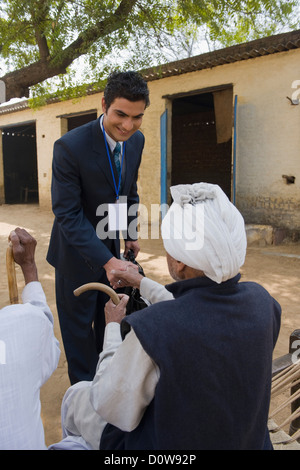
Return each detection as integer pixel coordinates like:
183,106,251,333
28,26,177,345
104,71,150,110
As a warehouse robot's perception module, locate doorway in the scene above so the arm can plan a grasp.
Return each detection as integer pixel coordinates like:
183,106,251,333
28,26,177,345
59,109,98,137
67,111,97,132
2,122,38,204
170,87,233,200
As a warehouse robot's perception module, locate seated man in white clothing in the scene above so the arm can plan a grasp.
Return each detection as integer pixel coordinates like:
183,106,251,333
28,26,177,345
0,228,60,450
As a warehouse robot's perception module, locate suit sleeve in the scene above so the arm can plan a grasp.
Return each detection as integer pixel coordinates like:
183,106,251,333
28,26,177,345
51,140,113,270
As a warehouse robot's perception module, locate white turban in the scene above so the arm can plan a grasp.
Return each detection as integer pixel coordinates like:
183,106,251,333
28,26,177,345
161,183,247,284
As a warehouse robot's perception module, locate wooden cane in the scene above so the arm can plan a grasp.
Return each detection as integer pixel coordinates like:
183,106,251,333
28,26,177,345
6,244,19,304
73,282,120,305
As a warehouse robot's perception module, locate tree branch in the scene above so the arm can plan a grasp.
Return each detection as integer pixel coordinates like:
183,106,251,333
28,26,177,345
34,30,50,60
1,0,139,100
30,0,50,60
58,0,139,67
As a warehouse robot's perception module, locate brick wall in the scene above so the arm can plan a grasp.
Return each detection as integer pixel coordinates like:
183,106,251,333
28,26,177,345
237,195,300,230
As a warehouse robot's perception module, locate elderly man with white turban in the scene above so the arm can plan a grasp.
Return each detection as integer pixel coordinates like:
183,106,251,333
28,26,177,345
54,183,281,450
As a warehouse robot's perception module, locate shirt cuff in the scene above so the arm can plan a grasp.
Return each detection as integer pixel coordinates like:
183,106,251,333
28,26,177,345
140,277,173,304
95,323,123,376
21,281,46,304
103,322,122,349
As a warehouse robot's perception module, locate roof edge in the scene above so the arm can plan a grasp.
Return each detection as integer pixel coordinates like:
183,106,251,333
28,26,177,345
1,28,300,116
141,28,300,81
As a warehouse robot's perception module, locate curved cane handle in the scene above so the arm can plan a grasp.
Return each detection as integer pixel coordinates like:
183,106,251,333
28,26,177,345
73,282,120,305
6,245,19,304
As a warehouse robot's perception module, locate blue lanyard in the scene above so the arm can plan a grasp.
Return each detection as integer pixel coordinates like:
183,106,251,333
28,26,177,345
103,127,126,201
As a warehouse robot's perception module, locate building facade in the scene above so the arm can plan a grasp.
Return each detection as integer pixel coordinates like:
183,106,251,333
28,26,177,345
0,30,299,234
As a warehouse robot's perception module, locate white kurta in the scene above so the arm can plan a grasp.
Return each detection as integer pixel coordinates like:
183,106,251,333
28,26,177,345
0,282,60,450
51,277,172,450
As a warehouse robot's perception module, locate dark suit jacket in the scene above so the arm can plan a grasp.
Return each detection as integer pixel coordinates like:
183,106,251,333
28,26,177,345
47,116,144,283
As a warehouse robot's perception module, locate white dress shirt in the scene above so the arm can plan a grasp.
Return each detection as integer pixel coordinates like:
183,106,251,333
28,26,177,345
100,114,126,193
100,115,124,155
0,282,60,450
51,277,173,450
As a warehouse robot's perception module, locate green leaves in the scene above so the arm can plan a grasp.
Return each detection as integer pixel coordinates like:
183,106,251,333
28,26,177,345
0,0,299,102
202,0,299,45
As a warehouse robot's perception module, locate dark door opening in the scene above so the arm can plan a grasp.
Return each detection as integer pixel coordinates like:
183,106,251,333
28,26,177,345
67,112,97,132
2,122,38,204
171,89,233,200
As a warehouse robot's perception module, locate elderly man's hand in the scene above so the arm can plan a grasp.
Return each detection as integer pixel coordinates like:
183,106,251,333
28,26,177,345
104,257,139,289
104,294,129,324
9,228,38,284
110,265,143,290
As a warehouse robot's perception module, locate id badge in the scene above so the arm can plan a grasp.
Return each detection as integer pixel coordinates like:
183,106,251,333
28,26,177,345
108,202,128,231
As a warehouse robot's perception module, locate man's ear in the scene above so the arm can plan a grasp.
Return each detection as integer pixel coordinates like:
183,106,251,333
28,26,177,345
102,97,107,113
177,261,186,273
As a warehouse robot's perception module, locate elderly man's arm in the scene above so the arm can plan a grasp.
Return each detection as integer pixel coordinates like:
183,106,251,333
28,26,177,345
91,329,159,432
9,228,38,284
60,321,123,450
60,295,159,447
61,296,159,447
8,228,60,381
109,265,174,303
90,296,159,432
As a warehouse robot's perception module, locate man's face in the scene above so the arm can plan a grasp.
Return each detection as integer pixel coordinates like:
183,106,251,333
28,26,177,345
102,97,146,142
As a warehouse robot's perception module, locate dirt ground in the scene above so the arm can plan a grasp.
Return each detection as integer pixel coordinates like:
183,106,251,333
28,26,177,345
0,203,299,447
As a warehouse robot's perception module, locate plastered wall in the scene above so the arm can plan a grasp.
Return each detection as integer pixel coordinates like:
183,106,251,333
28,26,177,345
0,48,299,230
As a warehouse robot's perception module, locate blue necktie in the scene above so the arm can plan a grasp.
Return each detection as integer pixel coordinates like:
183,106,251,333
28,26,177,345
113,142,121,177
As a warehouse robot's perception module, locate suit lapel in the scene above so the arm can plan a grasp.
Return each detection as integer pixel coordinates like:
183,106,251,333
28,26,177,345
122,138,136,195
92,117,118,193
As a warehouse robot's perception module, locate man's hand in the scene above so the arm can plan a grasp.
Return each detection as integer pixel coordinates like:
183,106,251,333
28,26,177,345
110,265,143,290
104,257,138,289
9,228,38,284
104,294,129,324
124,240,140,259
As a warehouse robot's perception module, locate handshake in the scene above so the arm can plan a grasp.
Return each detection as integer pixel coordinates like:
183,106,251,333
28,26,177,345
105,249,146,324
103,249,143,291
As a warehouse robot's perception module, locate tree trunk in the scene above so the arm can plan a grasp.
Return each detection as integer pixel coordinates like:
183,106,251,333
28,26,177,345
1,59,67,101
0,0,139,101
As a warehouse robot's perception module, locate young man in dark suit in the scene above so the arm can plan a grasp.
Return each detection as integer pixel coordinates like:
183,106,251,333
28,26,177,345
47,71,150,384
